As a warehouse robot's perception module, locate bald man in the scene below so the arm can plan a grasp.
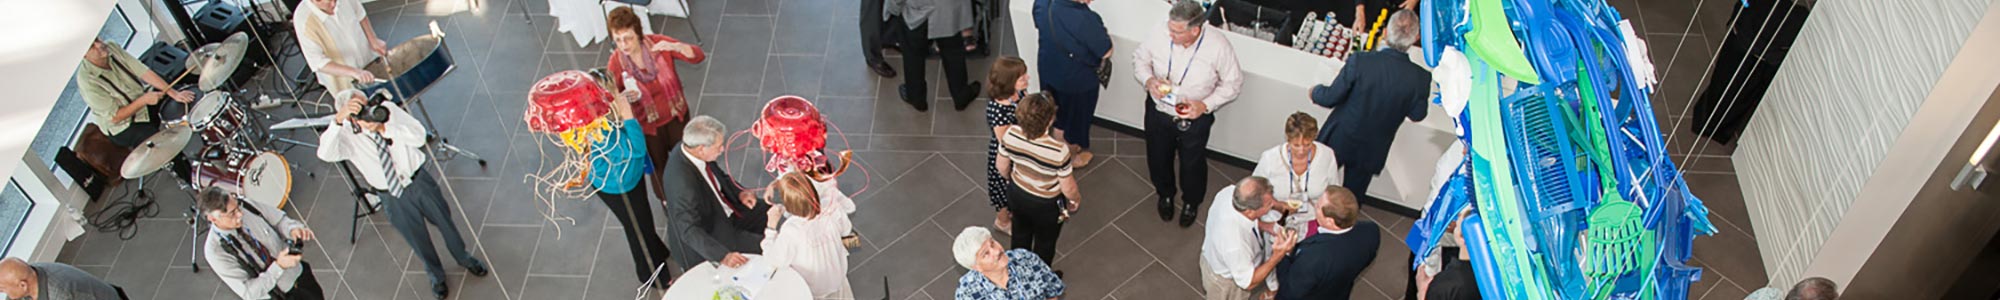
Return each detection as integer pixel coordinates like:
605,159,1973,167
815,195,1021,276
0,258,125,300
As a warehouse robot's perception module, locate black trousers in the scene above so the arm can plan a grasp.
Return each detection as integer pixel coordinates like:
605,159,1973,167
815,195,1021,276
1006,185,1065,265
1142,100,1215,206
1048,80,1101,149
283,262,326,300
598,183,673,284
1336,155,1382,197
859,0,890,66
897,20,977,104
1406,247,1462,299
381,168,478,285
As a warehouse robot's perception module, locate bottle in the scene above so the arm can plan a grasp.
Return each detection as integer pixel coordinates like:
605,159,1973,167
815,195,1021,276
622,72,641,103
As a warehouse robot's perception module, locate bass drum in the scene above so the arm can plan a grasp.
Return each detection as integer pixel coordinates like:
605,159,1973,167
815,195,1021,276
194,149,292,209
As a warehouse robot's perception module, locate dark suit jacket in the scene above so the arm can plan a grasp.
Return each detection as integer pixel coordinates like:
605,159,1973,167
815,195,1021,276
1275,222,1380,300
662,146,770,269
1310,48,1431,174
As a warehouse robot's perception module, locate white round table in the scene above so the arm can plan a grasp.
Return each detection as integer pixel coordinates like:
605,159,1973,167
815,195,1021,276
661,256,814,300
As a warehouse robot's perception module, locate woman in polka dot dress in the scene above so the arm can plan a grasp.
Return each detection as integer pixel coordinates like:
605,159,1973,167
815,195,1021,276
985,57,1030,234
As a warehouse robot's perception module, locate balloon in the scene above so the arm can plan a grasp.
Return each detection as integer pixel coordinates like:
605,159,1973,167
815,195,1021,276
525,70,612,133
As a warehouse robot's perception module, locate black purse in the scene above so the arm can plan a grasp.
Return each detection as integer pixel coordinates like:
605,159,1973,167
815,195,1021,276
1045,0,1113,87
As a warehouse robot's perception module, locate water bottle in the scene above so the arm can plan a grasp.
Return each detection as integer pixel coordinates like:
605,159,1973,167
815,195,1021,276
622,72,642,103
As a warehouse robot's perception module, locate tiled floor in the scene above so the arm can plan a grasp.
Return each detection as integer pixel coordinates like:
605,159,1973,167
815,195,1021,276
52,0,1765,299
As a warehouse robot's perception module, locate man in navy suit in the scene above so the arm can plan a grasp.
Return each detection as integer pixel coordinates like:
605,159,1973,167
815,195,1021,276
1309,10,1430,197
1274,186,1379,300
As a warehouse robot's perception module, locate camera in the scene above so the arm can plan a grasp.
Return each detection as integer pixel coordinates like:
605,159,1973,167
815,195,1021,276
288,239,306,255
350,89,395,124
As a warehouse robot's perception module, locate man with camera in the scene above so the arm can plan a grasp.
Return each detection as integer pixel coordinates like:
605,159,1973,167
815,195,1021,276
198,187,323,300
315,90,488,299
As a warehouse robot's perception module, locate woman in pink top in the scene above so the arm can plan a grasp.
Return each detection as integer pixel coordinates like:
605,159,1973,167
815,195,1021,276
605,6,706,200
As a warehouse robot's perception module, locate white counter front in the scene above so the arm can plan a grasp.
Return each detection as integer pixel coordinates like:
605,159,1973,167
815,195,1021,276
1008,0,1457,211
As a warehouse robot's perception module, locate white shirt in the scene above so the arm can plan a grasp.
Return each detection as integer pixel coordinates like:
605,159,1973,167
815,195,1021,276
293,0,379,90
760,175,858,299
317,101,427,192
683,149,734,216
1251,142,1342,202
1201,185,1266,289
1131,24,1244,114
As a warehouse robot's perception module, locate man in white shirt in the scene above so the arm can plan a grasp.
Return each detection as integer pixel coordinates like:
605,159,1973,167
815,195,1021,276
1134,0,1245,227
198,187,322,300
1201,176,1297,300
294,0,390,93
315,90,487,299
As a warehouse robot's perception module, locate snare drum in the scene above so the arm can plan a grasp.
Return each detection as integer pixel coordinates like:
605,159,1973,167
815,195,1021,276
189,92,253,145
194,149,293,209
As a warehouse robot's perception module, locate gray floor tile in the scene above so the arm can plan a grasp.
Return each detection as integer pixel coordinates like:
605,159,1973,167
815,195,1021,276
1699,277,1752,300
520,275,590,300
1111,209,1206,291
869,135,989,153
1053,224,1154,300
447,226,538,300
850,220,959,300
529,204,609,276
1110,262,1205,300
852,175,973,242
763,55,827,99
702,16,778,95
771,0,836,55
724,0,777,15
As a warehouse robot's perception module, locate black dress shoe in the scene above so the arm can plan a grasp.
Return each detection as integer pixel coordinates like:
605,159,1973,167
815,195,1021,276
954,82,981,111
464,259,490,277
869,61,898,77
433,282,450,299
899,85,929,112
1157,196,1176,221
1179,203,1199,227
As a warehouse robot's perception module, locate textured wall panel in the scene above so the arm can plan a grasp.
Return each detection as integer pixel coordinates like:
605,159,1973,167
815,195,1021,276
1733,0,1991,287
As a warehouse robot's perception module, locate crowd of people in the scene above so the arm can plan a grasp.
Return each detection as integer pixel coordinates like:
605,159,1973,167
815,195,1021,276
41,0,1843,299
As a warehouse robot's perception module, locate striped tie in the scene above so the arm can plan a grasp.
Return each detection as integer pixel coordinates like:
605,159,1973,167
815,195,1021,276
373,133,403,196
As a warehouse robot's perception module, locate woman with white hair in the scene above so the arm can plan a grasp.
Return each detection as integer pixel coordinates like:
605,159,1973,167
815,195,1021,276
951,227,1066,300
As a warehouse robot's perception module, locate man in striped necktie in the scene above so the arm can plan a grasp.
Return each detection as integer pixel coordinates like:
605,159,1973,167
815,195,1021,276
317,90,488,300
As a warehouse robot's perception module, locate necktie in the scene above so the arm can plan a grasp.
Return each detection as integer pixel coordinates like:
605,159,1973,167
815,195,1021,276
704,162,735,217
372,133,403,196
1252,227,1270,263
237,229,274,268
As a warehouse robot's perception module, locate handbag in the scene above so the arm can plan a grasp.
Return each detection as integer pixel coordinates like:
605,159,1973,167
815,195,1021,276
1043,0,1112,87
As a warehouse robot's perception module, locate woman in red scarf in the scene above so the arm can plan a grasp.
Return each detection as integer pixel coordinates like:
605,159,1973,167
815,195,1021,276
602,6,704,286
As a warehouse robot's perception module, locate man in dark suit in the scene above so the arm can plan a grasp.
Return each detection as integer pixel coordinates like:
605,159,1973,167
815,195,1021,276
1309,10,1430,197
1274,186,1378,300
663,115,771,270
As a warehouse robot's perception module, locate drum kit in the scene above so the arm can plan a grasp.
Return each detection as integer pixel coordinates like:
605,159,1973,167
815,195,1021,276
107,31,306,273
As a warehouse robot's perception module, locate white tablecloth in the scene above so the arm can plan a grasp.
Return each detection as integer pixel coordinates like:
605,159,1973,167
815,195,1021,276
661,256,814,300
551,0,692,47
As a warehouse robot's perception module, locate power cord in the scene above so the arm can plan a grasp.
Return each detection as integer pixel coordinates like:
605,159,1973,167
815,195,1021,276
87,185,161,240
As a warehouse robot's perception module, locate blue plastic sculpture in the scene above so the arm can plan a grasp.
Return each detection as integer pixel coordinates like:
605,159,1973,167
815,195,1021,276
1405,0,1719,299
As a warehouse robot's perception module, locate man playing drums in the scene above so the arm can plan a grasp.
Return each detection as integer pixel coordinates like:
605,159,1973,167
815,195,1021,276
77,38,196,177
293,0,390,93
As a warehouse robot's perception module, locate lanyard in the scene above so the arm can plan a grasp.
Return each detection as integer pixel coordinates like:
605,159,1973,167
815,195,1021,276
1283,147,1309,198
1165,30,1205,86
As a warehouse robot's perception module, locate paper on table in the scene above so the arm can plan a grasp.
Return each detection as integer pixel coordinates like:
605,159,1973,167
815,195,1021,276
731,260,777,298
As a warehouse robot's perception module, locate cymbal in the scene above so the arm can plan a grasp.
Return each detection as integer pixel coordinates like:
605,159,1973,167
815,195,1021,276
194,32,251,91
120,123,194,179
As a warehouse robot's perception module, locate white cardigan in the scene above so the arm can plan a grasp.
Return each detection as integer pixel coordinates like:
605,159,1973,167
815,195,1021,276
1250,142,1342,202
759,177,857,299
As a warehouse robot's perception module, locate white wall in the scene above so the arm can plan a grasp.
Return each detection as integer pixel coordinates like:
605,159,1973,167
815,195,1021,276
1733,0,1996,288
